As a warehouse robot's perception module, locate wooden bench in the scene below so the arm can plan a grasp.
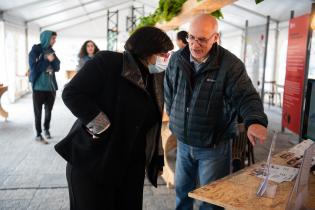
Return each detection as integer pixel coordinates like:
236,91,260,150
161,112,177,188
0,84,8,120
65,70,77,80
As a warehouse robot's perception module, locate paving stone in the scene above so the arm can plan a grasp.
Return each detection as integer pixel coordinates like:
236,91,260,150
27,189,69,210
0,199,31,210
0,93,298,209
39,174,67,188
2,174,42,189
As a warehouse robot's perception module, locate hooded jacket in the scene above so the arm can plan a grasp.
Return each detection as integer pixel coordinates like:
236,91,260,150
29,30,60,90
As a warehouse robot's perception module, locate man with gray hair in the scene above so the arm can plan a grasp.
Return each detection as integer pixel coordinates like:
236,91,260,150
164,14,268,210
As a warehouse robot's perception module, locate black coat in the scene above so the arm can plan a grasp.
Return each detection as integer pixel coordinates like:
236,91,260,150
55,51,164,188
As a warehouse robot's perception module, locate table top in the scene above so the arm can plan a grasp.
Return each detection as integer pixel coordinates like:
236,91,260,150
189,151,315,210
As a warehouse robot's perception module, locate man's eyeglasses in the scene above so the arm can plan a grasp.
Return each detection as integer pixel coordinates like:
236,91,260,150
186,33,216,46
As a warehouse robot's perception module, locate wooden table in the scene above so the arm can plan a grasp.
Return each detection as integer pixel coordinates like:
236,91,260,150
0,85,8,120
189,150,315,210
65,70,77,80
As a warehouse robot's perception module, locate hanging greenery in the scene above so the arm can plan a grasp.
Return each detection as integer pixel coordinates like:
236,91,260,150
133,0,264,32
136,12,159,28
255,0,264,4
197,0,264,3
158,0,187,21
210,10,224,19
132,0,186,32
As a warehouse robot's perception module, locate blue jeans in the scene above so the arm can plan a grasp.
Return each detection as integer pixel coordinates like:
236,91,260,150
175,140,231,210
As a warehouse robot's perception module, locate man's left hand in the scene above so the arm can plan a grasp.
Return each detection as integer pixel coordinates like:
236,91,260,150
247,124,267,146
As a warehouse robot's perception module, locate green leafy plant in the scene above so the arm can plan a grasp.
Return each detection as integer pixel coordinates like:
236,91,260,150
133,0,186,32
137,12,159,28
159,0,187,21
210,10,223,19
133,0,264,31
198,0,264,2
255,0,264,4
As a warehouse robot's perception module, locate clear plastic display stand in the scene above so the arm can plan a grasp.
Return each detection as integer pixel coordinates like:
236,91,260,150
256,131,278,198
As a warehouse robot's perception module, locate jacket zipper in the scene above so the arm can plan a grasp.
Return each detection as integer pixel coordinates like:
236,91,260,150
185,99,190,140
180,55,218,141
179,56,193,141
205,72,217,113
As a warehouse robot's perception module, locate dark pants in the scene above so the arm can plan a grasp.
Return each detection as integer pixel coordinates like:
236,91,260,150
32,90,56,135
66,137,146,210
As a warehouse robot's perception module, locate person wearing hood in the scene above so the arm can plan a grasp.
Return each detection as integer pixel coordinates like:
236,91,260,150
29,30,60,144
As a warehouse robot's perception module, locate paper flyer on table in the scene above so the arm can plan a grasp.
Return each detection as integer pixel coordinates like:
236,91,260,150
250,163,299,183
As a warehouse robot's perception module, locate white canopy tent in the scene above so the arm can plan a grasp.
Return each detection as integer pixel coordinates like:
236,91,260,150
0,0,313,102
0,0,311,34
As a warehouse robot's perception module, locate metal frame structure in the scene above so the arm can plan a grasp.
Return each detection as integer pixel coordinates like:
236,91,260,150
126,5,144,32
260,16,270,102
107,10,119,51
0,11,3,21
242,20,248,63
227,3,281,106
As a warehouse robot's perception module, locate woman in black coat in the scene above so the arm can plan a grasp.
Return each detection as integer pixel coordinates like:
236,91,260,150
55,26,173,210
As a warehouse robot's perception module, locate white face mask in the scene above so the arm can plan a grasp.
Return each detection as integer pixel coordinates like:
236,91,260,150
148,64,165,74
148,54,170,74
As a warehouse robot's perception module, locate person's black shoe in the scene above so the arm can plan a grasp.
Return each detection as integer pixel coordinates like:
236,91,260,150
44,130,52,139
35,135,49,144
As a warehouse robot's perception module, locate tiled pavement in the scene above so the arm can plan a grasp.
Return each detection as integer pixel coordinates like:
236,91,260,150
0,93,298,210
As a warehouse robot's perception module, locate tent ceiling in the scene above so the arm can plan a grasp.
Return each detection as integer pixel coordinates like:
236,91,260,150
0,0,148,29
220,0,313,32
0,0,313,32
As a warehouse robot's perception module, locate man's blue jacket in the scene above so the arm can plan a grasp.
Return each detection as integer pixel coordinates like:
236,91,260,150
164,44,268,147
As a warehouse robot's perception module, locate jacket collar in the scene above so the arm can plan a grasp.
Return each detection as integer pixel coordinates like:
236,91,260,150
121,51,164,115
122,51,146,90
180,43,221,72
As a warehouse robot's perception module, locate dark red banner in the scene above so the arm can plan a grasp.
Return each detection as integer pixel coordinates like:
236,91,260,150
282,14,310,134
